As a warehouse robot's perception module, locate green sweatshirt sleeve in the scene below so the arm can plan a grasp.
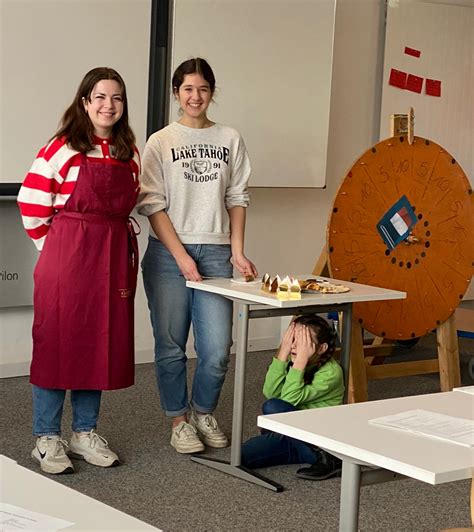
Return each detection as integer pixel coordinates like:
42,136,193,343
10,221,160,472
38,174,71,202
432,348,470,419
261,357,344,408
281,358,344,408
262,358,289,399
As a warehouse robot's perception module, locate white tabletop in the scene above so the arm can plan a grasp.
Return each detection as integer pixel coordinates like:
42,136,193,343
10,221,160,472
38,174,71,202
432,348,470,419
187,275,406,308
258,392,474,485
0,455,158,530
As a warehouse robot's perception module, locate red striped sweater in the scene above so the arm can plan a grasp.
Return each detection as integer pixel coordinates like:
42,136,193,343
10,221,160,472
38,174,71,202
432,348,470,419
18,136,140,250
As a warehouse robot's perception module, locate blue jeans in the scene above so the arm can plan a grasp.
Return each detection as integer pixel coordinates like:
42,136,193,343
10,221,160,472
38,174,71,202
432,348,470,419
241,399,319,469
32,385,102,436
142,237,233,417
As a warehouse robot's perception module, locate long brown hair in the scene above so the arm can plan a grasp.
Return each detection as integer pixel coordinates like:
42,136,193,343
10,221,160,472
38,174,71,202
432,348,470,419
291,315,337,385
53,67,135,161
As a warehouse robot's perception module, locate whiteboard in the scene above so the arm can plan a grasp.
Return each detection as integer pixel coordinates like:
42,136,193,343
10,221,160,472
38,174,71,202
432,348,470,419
170,0,336,188
380,0,473,183
0,0,151,185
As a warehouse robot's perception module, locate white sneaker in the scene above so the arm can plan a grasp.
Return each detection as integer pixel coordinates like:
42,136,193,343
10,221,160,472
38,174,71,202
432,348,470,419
170,421,205,454
31,436,74,475
190,410,228,448
69,429,119,467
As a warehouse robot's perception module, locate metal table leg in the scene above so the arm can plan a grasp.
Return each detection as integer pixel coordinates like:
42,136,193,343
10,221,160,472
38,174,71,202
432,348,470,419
191,302,283,491
339,460,361,532
340,303,353,403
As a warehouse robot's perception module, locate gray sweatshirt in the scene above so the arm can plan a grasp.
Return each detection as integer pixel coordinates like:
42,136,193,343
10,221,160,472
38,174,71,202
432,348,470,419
137,121,251,244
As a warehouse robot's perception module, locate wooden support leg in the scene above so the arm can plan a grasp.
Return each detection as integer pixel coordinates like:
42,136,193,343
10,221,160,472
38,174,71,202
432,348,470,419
437,314,461,391
347,321,368,403
312,246,330,277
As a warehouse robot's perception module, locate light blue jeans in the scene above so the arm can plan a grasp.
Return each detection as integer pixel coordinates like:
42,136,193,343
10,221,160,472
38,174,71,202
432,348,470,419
142,237,233,417
32,385,102,436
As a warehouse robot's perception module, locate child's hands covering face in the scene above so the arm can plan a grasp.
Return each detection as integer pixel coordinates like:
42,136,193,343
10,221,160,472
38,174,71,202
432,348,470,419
276,322,295,361
292,325,316,370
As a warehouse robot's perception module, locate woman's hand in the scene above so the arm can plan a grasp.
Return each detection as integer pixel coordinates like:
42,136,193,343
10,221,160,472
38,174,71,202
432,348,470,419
276,321,295,362
148,211,202,281
231,253,258,279
176,253,202,282
292,326,316,370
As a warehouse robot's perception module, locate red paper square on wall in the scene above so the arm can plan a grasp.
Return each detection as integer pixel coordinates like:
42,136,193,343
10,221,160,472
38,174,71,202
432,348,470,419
406,74,423,93
389,68,407,89
404,46,421,58
426,78,442,97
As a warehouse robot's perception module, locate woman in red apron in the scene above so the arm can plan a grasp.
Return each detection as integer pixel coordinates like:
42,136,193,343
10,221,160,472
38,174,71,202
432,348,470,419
18,67,140,475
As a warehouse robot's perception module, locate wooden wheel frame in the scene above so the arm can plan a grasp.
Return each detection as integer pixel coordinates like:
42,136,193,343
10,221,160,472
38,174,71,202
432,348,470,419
327,135,473,341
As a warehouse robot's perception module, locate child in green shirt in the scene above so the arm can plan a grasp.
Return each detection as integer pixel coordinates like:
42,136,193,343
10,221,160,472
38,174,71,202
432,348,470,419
241,314,344,480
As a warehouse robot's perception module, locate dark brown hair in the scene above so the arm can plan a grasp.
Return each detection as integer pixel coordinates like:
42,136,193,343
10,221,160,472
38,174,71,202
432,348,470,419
291,315,337,384
172,58,216,95
53,67,135,161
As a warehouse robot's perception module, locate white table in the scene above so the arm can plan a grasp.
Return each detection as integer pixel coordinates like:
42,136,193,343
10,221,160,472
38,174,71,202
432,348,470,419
258,391,474,530
0,455,158,530
187,275,406,491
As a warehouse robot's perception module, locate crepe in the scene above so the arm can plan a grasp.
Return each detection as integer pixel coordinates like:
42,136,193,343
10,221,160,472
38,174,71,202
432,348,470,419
300,279,350,294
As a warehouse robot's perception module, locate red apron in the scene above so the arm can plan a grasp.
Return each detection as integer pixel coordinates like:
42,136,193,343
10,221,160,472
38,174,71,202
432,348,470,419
30,155,139,390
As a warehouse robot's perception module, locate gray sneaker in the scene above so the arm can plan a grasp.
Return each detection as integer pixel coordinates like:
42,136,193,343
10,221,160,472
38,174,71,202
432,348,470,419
170,421,205,454
190,410,228,448
31,435,74,475
69,429,119,467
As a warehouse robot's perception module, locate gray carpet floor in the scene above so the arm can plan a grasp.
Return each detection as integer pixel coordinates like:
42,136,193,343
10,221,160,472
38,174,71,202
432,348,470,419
1,333,473,531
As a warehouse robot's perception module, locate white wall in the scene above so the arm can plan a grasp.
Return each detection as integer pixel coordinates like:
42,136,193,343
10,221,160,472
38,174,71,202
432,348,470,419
0,0,387,377
171,0,336,188
0,0,151,184
381,0,473,181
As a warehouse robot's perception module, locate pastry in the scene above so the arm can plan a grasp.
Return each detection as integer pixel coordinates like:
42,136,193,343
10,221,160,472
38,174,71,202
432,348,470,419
261,273,302,299
262,275,269,291
289,278,302,299
277,276,291,299
300,278,350,294
270,275,281,293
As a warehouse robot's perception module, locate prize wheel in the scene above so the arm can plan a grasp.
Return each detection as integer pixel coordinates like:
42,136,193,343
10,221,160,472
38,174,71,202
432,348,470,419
327,135,473,341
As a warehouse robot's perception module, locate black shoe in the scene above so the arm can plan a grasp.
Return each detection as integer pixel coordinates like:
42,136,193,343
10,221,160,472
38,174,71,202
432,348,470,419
296,449,342,481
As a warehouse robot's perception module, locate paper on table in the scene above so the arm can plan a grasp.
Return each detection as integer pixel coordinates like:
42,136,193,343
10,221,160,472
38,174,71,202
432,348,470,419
369,409,474,447
0,502,74,530
230,277,261,286
453,386,474,395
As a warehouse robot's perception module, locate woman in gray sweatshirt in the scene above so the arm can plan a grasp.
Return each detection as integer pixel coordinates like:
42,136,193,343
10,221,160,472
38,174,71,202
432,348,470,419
137,57,257,454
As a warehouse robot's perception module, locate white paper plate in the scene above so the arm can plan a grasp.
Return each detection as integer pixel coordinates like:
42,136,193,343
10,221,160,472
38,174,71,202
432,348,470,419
230,277,261,285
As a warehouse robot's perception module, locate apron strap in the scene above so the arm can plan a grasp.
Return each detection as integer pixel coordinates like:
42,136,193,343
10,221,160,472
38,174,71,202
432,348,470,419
127,217,141,293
